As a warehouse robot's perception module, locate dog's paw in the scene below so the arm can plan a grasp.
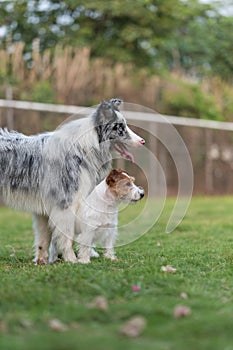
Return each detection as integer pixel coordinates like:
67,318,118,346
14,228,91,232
77,258,91,264
91,249,100,258
35,258,48,265
110,256,118,261
65,258,79,263
48,257,63,264
104,255,118,261
63,252,79,263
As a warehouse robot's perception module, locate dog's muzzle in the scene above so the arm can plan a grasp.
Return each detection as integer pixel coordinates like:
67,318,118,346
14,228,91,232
138,186,144,199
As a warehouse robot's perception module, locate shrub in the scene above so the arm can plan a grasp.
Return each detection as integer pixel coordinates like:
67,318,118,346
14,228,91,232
160,79,223,120
30,80,55,104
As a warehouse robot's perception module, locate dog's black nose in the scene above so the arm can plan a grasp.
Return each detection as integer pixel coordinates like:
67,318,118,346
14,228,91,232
140,192,144,199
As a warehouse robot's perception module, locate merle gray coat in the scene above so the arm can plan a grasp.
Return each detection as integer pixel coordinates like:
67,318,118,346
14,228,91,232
0,99,144,263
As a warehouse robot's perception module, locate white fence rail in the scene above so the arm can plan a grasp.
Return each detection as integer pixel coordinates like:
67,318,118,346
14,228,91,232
0,99,233,131
0,99,233,195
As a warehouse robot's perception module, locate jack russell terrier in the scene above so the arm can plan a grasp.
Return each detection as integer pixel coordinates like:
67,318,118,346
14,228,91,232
76,168,144,263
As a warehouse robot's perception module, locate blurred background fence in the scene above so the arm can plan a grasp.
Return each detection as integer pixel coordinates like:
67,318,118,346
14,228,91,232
0,99,233,197
0,0,232,203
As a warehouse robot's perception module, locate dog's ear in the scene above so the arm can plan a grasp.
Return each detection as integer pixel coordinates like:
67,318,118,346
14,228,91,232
106,169,124,187
110,98,123,111
129,176,135,182
98,101,114,120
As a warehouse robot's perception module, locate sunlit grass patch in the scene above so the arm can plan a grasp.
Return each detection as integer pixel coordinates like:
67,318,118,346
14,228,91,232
0,197,233,350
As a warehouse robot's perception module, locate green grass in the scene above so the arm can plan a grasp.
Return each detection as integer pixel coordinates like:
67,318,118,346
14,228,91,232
0,197,233,350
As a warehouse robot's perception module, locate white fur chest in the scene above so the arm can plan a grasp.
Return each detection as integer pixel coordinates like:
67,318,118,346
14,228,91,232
77,180,118,232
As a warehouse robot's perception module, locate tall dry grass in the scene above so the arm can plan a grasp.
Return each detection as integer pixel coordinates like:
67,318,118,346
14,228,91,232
0,40,233,120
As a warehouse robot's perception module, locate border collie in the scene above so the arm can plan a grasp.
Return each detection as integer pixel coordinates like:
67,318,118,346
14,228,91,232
0,99,145,263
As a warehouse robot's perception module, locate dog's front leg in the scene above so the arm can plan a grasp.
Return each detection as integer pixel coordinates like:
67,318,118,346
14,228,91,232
77,230,95,264
32,214,52,265
49,208,77,263
103,229,117,261
48,234,60,264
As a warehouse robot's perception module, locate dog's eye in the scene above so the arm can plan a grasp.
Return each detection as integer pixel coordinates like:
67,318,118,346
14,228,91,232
112,124,118,131
118,123,125,135
126,182,131,187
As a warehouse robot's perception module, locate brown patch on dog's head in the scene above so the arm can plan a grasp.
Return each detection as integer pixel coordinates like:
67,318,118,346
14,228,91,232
106,169,135,199
106,169,135,186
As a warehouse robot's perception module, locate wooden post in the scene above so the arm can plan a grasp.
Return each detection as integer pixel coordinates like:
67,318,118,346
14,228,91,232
6,85,14,130
148,122,161,197
205,129,214,194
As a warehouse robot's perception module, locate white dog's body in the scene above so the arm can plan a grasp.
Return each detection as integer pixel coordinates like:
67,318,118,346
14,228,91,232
74,169,144,264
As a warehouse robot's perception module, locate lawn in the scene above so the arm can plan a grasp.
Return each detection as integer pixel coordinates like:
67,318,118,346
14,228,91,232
0,197,233,350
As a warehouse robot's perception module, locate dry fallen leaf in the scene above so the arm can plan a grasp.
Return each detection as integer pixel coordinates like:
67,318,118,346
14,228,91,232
180,292,188,299
69,322,79,330
174,305,191,318
120,316,146,338
161,265,177,273
0,320,7,333
87,296,109,311
48,319,68,332
19,319,32,329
